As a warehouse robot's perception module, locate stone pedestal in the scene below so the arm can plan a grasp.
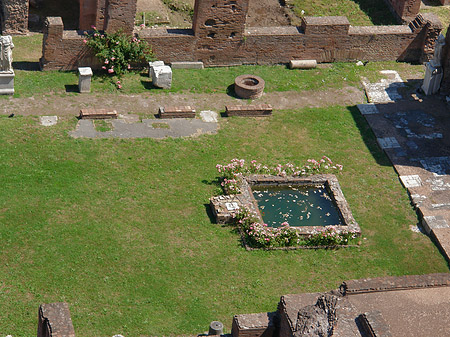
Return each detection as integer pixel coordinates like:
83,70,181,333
422,62,443,95
78,66,93,93
0,71,14,95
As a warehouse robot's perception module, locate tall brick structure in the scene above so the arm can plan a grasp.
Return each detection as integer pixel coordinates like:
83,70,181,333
1,0,28,34
192,0,249,64
384,0,421,23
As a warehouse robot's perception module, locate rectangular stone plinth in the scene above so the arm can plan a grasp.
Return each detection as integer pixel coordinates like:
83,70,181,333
170,61,204,69
158,106,195,119
78,66,93,93
225,104,273,117
0,71,14,95
37,302,75,337
79,108,117,119
232,312,277,337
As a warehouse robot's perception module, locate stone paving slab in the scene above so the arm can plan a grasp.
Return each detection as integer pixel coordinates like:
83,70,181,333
70,117,217,139
359,71,450,264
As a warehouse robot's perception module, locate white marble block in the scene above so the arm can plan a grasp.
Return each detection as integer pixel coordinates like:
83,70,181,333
78,67,93,93
152,65,172,89
149,61,165,78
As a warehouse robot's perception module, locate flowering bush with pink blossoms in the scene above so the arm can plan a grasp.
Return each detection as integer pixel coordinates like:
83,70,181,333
84,27,154,76
235,208,358,249
216,156,343,194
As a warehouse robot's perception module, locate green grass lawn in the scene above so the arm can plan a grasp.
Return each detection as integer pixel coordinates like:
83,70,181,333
0,104,448,336
8,61,425,98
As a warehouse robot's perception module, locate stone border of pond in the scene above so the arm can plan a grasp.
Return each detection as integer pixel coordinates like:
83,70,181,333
210,174,361,250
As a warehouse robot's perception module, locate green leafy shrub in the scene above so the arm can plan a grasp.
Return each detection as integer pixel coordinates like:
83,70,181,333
84,27,155,76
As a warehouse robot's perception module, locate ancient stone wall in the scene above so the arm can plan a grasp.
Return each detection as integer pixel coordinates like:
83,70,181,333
384,0,421,23
40,12,442,71
1,0,28,34
104,0,136,35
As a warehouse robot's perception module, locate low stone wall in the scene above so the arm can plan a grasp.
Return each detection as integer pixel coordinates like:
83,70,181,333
40,13,442,71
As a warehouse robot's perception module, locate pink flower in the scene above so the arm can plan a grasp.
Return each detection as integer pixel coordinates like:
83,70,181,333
101,66,106,70
91,25,96,29
116,41,119,45
140,24,145,28
83,39,87,44
116,80,121,84
111,57,115,61
127,64,131,69
108,68,114,74
104,59,109,64
117,84,122,89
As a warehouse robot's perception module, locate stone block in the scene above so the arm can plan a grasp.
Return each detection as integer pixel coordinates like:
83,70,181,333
422,215,449,234
422,62,443,95
0,72,14,95
37,302,75,337
78,67,93,93
149,60,165,78
170,61,204,69
152,65,172,89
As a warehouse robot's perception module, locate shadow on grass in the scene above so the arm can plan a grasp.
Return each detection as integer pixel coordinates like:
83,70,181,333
141,80,159,90
203,203,217,224
226,84,239,98
65,84,79,93
13,61,40,71
350,0,397,25
347,105,392,167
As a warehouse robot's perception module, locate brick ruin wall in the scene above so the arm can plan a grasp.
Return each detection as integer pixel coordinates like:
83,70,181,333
40,12,443,71
1,0,28,34
384,0,421,23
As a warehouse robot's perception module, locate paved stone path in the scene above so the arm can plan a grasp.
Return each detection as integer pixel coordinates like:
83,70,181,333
69,112,218,139
361,71,450,262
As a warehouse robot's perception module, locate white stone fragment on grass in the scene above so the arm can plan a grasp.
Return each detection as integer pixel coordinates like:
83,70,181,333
152,65,172,89
356,61,364,66
149,60,165,78
39,115,58,126
200,110,218,123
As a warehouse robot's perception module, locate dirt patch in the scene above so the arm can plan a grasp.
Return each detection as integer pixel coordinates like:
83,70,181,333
0,86,364,118
246,0,291,27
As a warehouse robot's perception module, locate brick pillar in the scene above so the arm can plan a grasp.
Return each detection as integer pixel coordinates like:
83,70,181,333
40,17,64,70
384,0,421,23
421,13,443,63
37,302,75,337
79,0,98,30
192,0,250,65
1,0,29,34
104,0,136,35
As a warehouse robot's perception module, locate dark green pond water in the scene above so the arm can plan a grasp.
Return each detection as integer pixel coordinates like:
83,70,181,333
252,185,343,228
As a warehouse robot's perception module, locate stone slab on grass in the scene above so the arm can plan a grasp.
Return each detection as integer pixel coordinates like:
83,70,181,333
200,110,218,123
170,61,204,69
39,116,58,126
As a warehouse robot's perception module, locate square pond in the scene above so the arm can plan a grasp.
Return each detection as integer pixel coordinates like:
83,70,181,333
252,184,343,228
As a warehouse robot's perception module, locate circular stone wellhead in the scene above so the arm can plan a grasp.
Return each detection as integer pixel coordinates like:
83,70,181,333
234,74,265,99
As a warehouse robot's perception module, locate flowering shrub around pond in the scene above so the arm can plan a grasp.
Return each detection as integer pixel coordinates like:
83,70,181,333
216,157,343,194
235,208,358,249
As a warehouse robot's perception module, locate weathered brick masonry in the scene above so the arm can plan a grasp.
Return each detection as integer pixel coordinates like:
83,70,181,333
1,0,28,34
384,0,421,23
40,5,443,71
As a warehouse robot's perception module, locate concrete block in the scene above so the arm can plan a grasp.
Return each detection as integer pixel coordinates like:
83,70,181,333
78,67,92,93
